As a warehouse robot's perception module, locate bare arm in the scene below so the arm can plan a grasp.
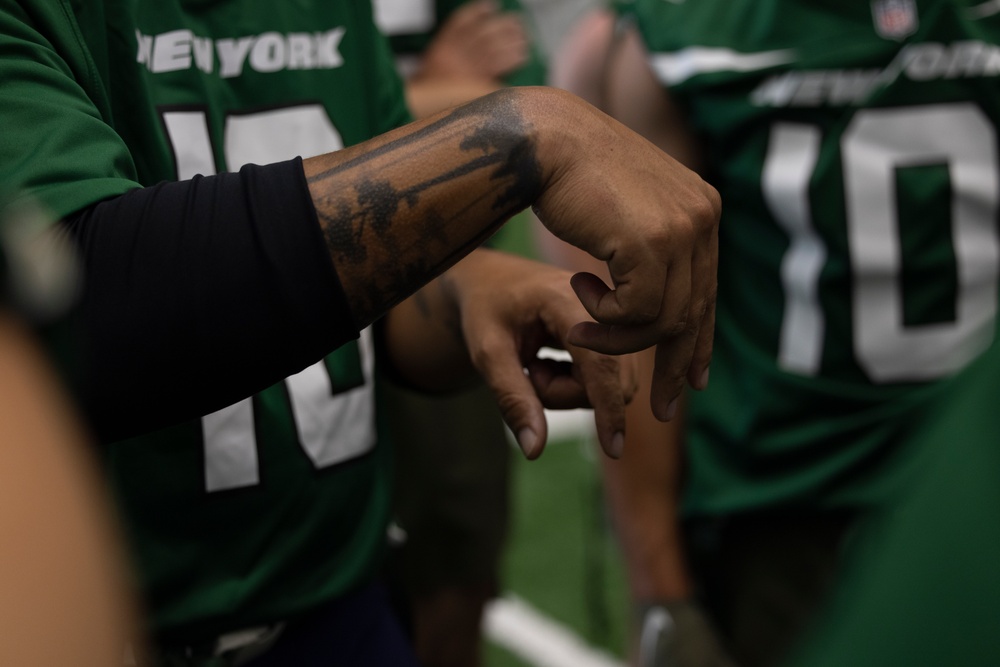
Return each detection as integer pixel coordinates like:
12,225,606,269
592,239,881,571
304,86,719,419
549,7,618,108
4,14,715,443
0,312,142,667
605,26,704,172
56,86,713,445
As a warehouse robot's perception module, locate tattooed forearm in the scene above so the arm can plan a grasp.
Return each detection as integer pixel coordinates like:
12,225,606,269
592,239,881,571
307,87,543,199
304,88,545,328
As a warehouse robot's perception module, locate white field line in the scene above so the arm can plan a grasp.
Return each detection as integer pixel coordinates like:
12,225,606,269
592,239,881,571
504,409,597,449
483,594,626,667
545,408,597,443
533,349,598,444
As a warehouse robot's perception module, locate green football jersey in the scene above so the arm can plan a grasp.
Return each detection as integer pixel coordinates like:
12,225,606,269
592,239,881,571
623,0,1000,514
0,0,170,218
100,1,411,643
787,339,1000,667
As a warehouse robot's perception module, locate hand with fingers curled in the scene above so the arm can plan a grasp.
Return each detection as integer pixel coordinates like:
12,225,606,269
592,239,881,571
311,86,717,428
529,90,721,421
380,248,638,461
446,250,639,460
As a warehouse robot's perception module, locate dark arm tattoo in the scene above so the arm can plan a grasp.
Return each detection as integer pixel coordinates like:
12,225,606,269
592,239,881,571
306,88,544,328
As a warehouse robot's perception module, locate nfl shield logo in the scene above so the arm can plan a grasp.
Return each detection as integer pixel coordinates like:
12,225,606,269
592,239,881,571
872,0,919,40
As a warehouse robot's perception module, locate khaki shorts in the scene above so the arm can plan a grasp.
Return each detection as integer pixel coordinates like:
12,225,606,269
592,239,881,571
383,381,511,596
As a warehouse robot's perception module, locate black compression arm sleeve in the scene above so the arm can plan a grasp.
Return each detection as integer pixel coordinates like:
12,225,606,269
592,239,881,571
62,158,358,444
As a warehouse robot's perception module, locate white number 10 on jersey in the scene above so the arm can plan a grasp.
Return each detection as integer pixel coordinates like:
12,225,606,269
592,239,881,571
765,103,999,383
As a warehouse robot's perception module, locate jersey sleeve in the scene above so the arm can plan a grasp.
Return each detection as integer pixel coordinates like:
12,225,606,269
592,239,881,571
63,159,357,444
0,1,148,218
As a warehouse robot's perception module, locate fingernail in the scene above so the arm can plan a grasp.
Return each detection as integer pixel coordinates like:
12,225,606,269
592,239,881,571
665,398,678,421
518,428,539,458
698,367,710,390
610,431,624,459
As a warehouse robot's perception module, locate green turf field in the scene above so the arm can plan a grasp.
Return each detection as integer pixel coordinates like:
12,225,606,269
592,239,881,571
483,213,631,667
484,416,631,667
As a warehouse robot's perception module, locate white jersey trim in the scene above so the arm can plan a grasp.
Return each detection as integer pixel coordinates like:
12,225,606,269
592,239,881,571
649,47,796,85
969,0,1000,19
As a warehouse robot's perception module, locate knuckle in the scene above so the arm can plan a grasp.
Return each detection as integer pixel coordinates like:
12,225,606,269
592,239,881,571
680,188,722,238
691,194,720,231
650,219,697,259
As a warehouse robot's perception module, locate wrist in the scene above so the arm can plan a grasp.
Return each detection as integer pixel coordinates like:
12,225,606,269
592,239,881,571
526,87,620,256
525,87,587,188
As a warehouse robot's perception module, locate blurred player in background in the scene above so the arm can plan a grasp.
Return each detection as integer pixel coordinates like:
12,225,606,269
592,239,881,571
542,1,1000,666
784,335,1000,667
